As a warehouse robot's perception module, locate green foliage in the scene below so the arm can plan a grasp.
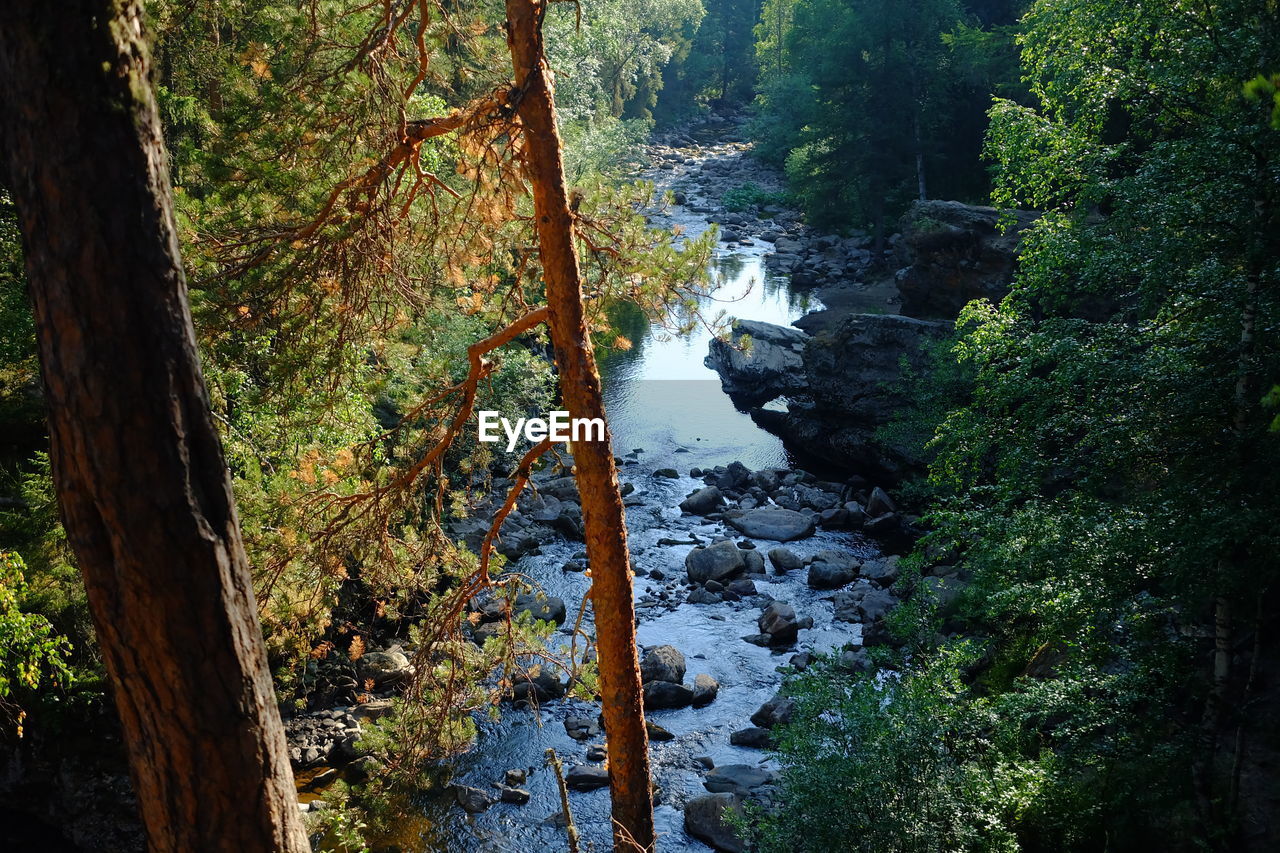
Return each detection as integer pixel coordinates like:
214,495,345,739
0,551,73,736
749,0,1024,234
751,649,1028,853
654,0,763,121
721,181,787,212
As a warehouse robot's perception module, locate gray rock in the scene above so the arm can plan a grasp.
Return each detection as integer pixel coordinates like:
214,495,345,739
654,467,679,478
725,507,815,541
705,319,809,406
566,764,610,790
704,764,776,796
692,673,719,707
680,486,725,515
499,786,531,804
356,650,410,687
767,547,803,573
514,592,567,625
643,680,695,710
688,588,722,605
640,645,687,685
758,600,800,645
727,578,757,596
742,549,766,575
684,793,746,853
685,540,746,584
865,486,896,516
751,694,796,729
807,550,859,589
564,716,600,741
453,784,496,813
510,665,564,703
729,727,773,748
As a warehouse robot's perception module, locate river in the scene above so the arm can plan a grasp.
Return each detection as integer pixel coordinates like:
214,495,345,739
390,127,877,853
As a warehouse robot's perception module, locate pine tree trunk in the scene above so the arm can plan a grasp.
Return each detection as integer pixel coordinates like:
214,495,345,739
0,3,308,850
504,1,655,849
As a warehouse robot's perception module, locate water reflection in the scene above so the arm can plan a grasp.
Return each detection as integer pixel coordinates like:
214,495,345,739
599,247,818,471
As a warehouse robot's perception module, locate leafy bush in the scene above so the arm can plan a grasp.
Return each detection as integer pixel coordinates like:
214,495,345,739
0,550,73,736
722,182,788,212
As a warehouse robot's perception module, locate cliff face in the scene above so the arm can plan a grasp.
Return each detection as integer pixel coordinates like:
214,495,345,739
895,200,1038,320
707,200,1036,480
751,314,949,479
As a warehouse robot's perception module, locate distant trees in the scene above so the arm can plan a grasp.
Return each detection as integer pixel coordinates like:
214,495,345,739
0,1,308,849
654,0,764,123
756,0,1280,848
749,0,1027,236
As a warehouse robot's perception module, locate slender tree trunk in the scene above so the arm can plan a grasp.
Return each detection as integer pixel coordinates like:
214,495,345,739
913,111,928,201
504,2,654,850
0,3,308,851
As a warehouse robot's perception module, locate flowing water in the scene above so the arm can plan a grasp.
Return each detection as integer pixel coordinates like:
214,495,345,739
395,139,875,853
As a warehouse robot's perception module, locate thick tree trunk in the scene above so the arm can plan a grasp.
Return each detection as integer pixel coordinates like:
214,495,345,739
504,2,655,850
0,3,308,851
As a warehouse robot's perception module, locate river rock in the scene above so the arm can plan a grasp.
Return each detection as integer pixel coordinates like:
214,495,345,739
704,319,809,406
684,793,746,853
832,586,896,623
807,550,859,589
680,486,725,514
685,540,746,584
767,547,803,573
758,600,800,645
566,764,610,790
729,726,773,748
692,673,719,706
510,665,565,703
514,592,567,625
704,764,776,796
725,507,815,541
688,588,722,604
356,650,410,687
564,716,600,741
640,645,687,685
499,786,531,804
643,680,695,710
750,694,796,729
453,784,496,813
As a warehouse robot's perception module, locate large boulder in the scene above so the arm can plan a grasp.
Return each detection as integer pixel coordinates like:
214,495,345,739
725,507,815,541
807,550,859,589
680,486,726,515
896,200,1038,320
643,680,695,710
640,645,687,685
705,319,809,406
692,673,720,707
704,764,776,797
685,540,746,584
758,600,800,645
566,764,610,790
684,793,746,853
356,650,411,687
749,314,949,481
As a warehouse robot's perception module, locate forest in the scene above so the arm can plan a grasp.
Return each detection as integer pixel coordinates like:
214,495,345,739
0,0,1277,851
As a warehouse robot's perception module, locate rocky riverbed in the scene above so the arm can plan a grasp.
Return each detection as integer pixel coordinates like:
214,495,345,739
281,113,1003,852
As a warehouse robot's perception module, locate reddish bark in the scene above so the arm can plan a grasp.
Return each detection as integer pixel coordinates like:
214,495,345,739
0,2,309,850
504,1,655,849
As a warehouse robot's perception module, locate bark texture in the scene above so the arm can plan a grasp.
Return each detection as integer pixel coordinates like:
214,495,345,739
504,1,655,849
0,2,308,850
